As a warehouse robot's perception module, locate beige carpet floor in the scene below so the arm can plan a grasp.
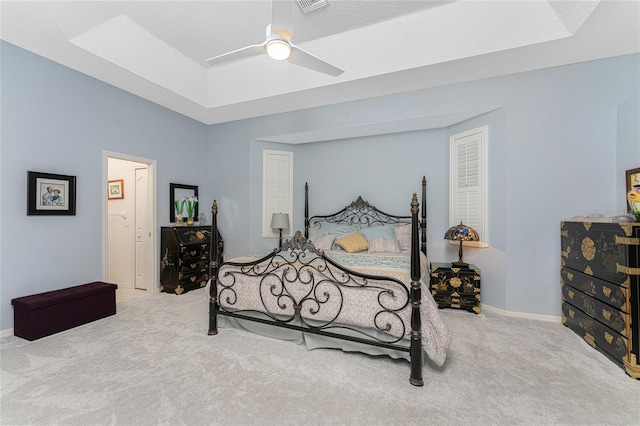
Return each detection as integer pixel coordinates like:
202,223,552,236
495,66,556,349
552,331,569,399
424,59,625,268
1,289,638,425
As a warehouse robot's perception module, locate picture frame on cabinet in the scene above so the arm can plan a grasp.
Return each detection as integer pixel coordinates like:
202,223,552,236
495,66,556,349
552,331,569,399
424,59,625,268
107,179,124,200
627,167,640,214
626,167,640,213
27,171,76,216
170,183,198,223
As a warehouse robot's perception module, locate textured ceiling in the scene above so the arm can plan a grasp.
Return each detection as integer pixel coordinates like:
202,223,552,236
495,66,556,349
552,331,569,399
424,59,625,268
1,0,639,127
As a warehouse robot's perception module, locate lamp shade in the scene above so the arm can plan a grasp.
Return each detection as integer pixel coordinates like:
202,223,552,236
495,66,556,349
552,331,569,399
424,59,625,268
270,213,289,230
444,222,479,242
444,222,479,268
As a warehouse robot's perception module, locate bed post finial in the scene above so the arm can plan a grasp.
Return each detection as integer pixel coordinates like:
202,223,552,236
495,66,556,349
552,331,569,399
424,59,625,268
409,192,423,386
421,177,427,257
304,182,310,239
209,199,219,336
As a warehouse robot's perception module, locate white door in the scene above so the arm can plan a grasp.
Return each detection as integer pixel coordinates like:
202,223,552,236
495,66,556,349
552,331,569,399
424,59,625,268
135,167,150,290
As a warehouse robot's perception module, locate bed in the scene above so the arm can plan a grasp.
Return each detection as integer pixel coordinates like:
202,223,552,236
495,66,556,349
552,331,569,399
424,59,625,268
207,177,451,386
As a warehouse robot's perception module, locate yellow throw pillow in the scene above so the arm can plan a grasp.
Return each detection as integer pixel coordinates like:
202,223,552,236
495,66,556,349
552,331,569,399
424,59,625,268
336,232,369,253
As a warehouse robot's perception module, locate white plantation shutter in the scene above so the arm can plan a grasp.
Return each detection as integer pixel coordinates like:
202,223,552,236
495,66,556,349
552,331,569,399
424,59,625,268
450,126,488,246
263,150,293,237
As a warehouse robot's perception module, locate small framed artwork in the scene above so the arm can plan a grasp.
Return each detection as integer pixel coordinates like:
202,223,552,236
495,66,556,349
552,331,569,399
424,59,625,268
107,179,124,200
626,167,640,212
27,171,77,216
170,183,198,222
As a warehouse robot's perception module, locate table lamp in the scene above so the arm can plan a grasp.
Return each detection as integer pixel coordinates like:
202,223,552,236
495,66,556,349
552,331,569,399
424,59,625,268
271,213,290,248
444,222,479,267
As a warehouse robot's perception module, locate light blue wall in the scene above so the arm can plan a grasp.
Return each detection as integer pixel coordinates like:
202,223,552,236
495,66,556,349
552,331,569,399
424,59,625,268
1,39,638,329
617,94,640,211
0,42,208,330
207,53,640,317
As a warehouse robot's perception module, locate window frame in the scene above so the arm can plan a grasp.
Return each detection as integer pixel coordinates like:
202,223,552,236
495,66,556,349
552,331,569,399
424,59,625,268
449,125,488,248
262,149,293,238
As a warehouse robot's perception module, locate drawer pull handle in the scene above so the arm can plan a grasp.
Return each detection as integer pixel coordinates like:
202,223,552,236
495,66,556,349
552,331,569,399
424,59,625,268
585,333,595,347
602,309,612,320
614,235,640,245
604,332,613,344
190,276,197,282
602,286,612,297
616,264,640,276
449,277,461,288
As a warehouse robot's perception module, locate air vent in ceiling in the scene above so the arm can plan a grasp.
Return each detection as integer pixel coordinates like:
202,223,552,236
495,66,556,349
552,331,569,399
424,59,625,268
296,0,327,13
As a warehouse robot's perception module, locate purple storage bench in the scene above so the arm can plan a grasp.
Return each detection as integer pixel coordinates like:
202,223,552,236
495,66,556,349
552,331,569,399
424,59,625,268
11,282,117,341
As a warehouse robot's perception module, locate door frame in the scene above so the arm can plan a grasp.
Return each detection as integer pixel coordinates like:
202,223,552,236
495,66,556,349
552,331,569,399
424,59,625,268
134,165,150,290
103,150,158,294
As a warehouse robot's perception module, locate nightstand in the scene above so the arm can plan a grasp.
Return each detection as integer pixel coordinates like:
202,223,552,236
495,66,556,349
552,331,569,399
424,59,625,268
430,262,481,314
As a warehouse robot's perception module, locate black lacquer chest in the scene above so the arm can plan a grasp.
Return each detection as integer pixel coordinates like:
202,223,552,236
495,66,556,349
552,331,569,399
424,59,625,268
160,226,223,295
560,221,640,379
430,262,481,314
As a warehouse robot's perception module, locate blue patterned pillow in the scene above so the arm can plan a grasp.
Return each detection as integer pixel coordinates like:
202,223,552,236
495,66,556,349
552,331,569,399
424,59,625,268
359,225,401,253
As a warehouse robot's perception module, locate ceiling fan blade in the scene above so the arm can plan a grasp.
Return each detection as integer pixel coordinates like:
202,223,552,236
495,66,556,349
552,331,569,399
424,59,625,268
271,0,293,40
289,44,344,76
206,42,266,65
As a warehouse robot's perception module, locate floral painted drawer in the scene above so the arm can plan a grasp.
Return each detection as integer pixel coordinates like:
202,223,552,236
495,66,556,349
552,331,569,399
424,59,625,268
560,267,629,313
560,221,638,285
561,283,628,335
562,301,628,366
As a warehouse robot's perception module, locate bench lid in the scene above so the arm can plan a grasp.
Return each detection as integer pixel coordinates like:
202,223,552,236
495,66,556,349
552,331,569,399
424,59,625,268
11,282,117,310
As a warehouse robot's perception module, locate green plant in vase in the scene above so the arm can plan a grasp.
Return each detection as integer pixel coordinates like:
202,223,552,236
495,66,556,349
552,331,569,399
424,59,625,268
186,196,198,226
174,197,186,227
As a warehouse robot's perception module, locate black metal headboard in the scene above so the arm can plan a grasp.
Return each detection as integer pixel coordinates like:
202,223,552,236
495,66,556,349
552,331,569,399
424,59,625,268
304,176,427,256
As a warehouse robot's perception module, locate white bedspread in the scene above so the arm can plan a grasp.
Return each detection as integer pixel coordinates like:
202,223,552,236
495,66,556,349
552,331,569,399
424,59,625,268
217,250,452,367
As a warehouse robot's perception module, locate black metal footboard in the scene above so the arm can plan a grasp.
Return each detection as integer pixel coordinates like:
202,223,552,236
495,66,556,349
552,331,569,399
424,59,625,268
209,188,425,386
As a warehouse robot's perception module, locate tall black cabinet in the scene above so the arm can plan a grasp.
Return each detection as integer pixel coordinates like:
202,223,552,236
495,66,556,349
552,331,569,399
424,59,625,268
160,226,223,295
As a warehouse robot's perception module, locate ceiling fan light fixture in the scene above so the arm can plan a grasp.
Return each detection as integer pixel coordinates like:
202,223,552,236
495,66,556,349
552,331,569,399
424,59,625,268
265,39,291,60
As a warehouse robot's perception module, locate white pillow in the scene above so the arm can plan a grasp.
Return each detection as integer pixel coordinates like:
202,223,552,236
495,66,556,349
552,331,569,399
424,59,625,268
308,227,318,239
394,224,412,250
313,234,336,251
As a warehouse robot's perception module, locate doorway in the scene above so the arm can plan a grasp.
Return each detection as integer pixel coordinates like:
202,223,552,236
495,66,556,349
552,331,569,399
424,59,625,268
104,151,157,296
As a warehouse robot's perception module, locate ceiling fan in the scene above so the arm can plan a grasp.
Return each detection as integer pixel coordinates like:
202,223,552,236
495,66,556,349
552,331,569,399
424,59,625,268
205,0,344,76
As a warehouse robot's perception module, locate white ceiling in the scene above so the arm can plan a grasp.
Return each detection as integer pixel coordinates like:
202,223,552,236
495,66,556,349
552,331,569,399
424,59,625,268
1,0,639,128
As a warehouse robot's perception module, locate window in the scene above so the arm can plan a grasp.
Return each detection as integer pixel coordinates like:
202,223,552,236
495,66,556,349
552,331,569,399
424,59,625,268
449,125,488,246
263,150,293,237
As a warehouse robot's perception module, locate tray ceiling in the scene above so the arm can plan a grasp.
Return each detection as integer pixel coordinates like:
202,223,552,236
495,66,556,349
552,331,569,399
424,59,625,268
1,0,639,125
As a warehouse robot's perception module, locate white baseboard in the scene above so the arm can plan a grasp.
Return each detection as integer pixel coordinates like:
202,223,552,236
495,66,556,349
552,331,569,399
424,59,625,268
481,304,561,322
0,305,560,338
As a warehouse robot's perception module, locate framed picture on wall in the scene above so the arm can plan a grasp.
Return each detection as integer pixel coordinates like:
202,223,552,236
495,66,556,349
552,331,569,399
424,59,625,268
27,171,77,216
170,183,198,222
107,179,124,200
626,167,640,212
